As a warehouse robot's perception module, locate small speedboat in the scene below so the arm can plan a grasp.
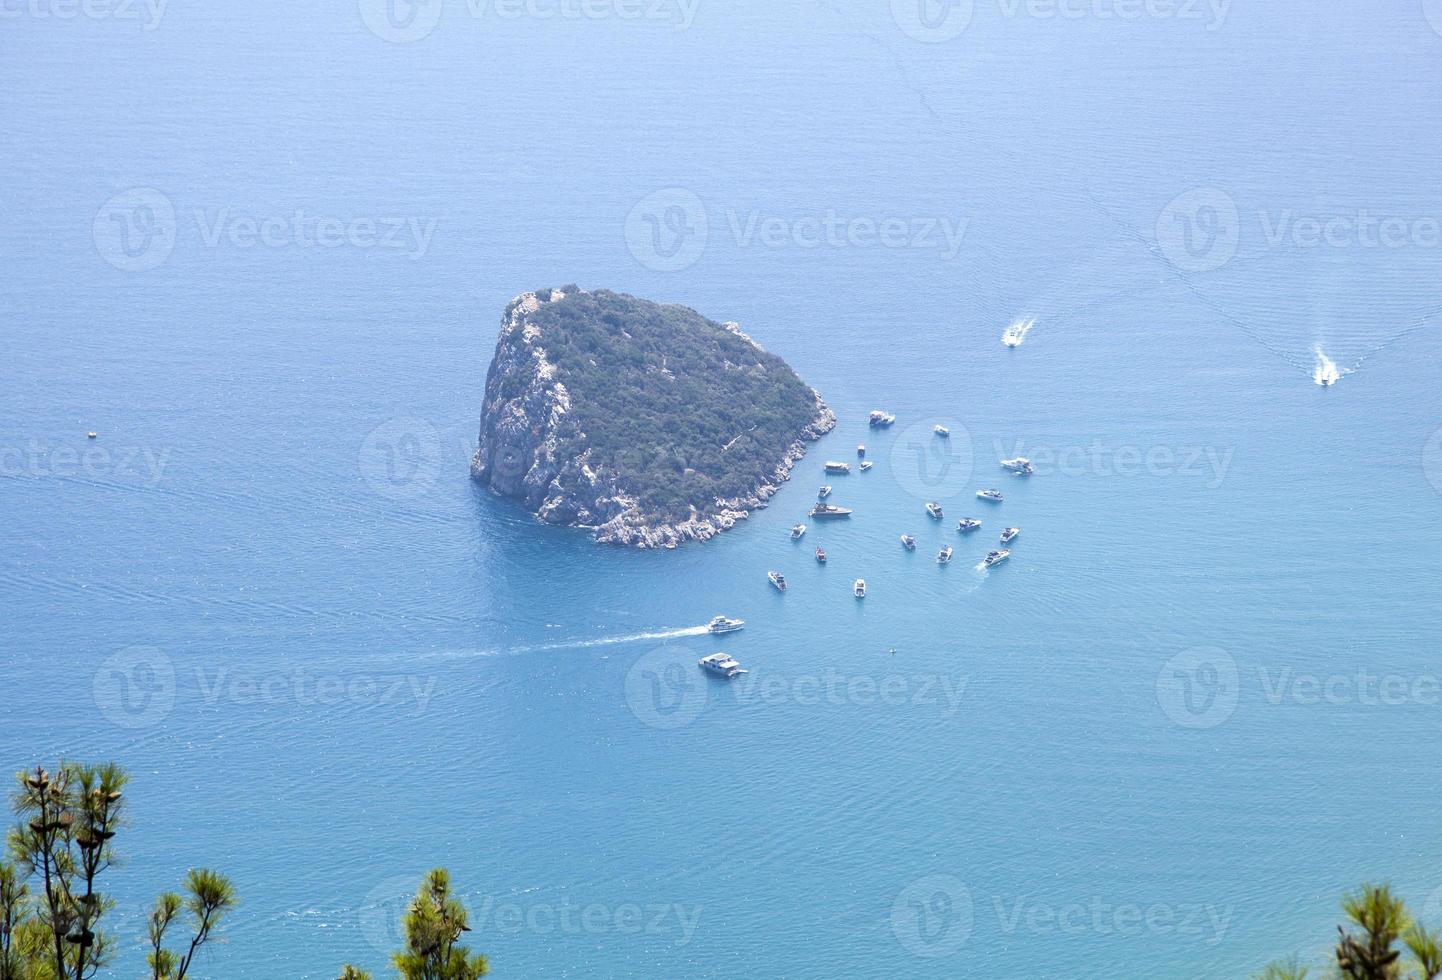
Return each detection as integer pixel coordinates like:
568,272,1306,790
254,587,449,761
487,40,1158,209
937,546,953,564
791,523,807,540
768,570,788,592
926,502,944,520
818,485,832,499
87,432,98,439
859,461,874,472
857,444,866,458
1000,527,1019,544
983,550,1010,568
934,425,950,437
699,653,748,678
853,579,866,598
976,489,1004,502
957,518,982,533
900,534,917,551
815,547,827,564
824,461,851,474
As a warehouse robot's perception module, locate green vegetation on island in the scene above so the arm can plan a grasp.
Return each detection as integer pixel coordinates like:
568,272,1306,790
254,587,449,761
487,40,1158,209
476,287,834,544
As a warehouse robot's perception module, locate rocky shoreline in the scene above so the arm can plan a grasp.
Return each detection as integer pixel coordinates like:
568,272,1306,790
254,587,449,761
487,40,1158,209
471,288,836,549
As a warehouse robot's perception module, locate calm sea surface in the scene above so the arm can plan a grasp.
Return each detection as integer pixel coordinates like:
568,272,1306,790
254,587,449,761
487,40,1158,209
4,2,1442,976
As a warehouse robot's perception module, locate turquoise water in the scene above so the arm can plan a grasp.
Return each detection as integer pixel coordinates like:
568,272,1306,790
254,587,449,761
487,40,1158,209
4,2,1442,976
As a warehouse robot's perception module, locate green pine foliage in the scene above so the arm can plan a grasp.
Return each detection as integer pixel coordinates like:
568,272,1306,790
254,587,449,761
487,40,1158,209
525,289,823,523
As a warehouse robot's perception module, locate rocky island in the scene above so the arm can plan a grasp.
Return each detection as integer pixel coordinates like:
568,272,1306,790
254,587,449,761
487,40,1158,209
471,287,835,548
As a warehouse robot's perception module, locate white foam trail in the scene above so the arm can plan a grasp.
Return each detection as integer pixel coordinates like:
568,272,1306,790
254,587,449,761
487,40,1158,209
430,625,711,661
1002,318,1036,348
1312,345,1347,386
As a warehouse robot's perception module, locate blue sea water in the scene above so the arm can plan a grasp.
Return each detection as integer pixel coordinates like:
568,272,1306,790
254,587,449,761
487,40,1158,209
4,1,1442,976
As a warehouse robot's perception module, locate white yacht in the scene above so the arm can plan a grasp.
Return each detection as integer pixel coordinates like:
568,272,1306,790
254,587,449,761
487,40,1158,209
1000,527,1019,544
984,549,1010,568
869,410,896,427
768,570,788,592
976,489,1004,502
853,579,866,598
937,546,953,564
926,502,944,520
824,461,851,474
791,523,807,540
957,518,982,533
934,425,950,437
699,652,748,678
809,502,853,519
1001,457,1034,476
706,615,745,634
900,534,917,551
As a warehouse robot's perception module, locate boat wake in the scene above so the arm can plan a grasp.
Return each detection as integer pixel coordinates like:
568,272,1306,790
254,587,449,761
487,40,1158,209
1313,346,1349,386
433,625,711,660
1001,318,1036,348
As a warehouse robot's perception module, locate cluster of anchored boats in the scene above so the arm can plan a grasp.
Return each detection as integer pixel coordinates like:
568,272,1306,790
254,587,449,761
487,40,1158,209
700,410,1033,678
768,410,1032,599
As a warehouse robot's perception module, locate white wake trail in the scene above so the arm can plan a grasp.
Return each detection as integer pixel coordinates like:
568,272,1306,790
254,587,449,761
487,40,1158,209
1002,318,1036,347
431,625,711,661
1313,345,1348,386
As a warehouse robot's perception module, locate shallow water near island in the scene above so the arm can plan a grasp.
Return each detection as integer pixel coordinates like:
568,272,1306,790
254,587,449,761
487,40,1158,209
4,3,1442,978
